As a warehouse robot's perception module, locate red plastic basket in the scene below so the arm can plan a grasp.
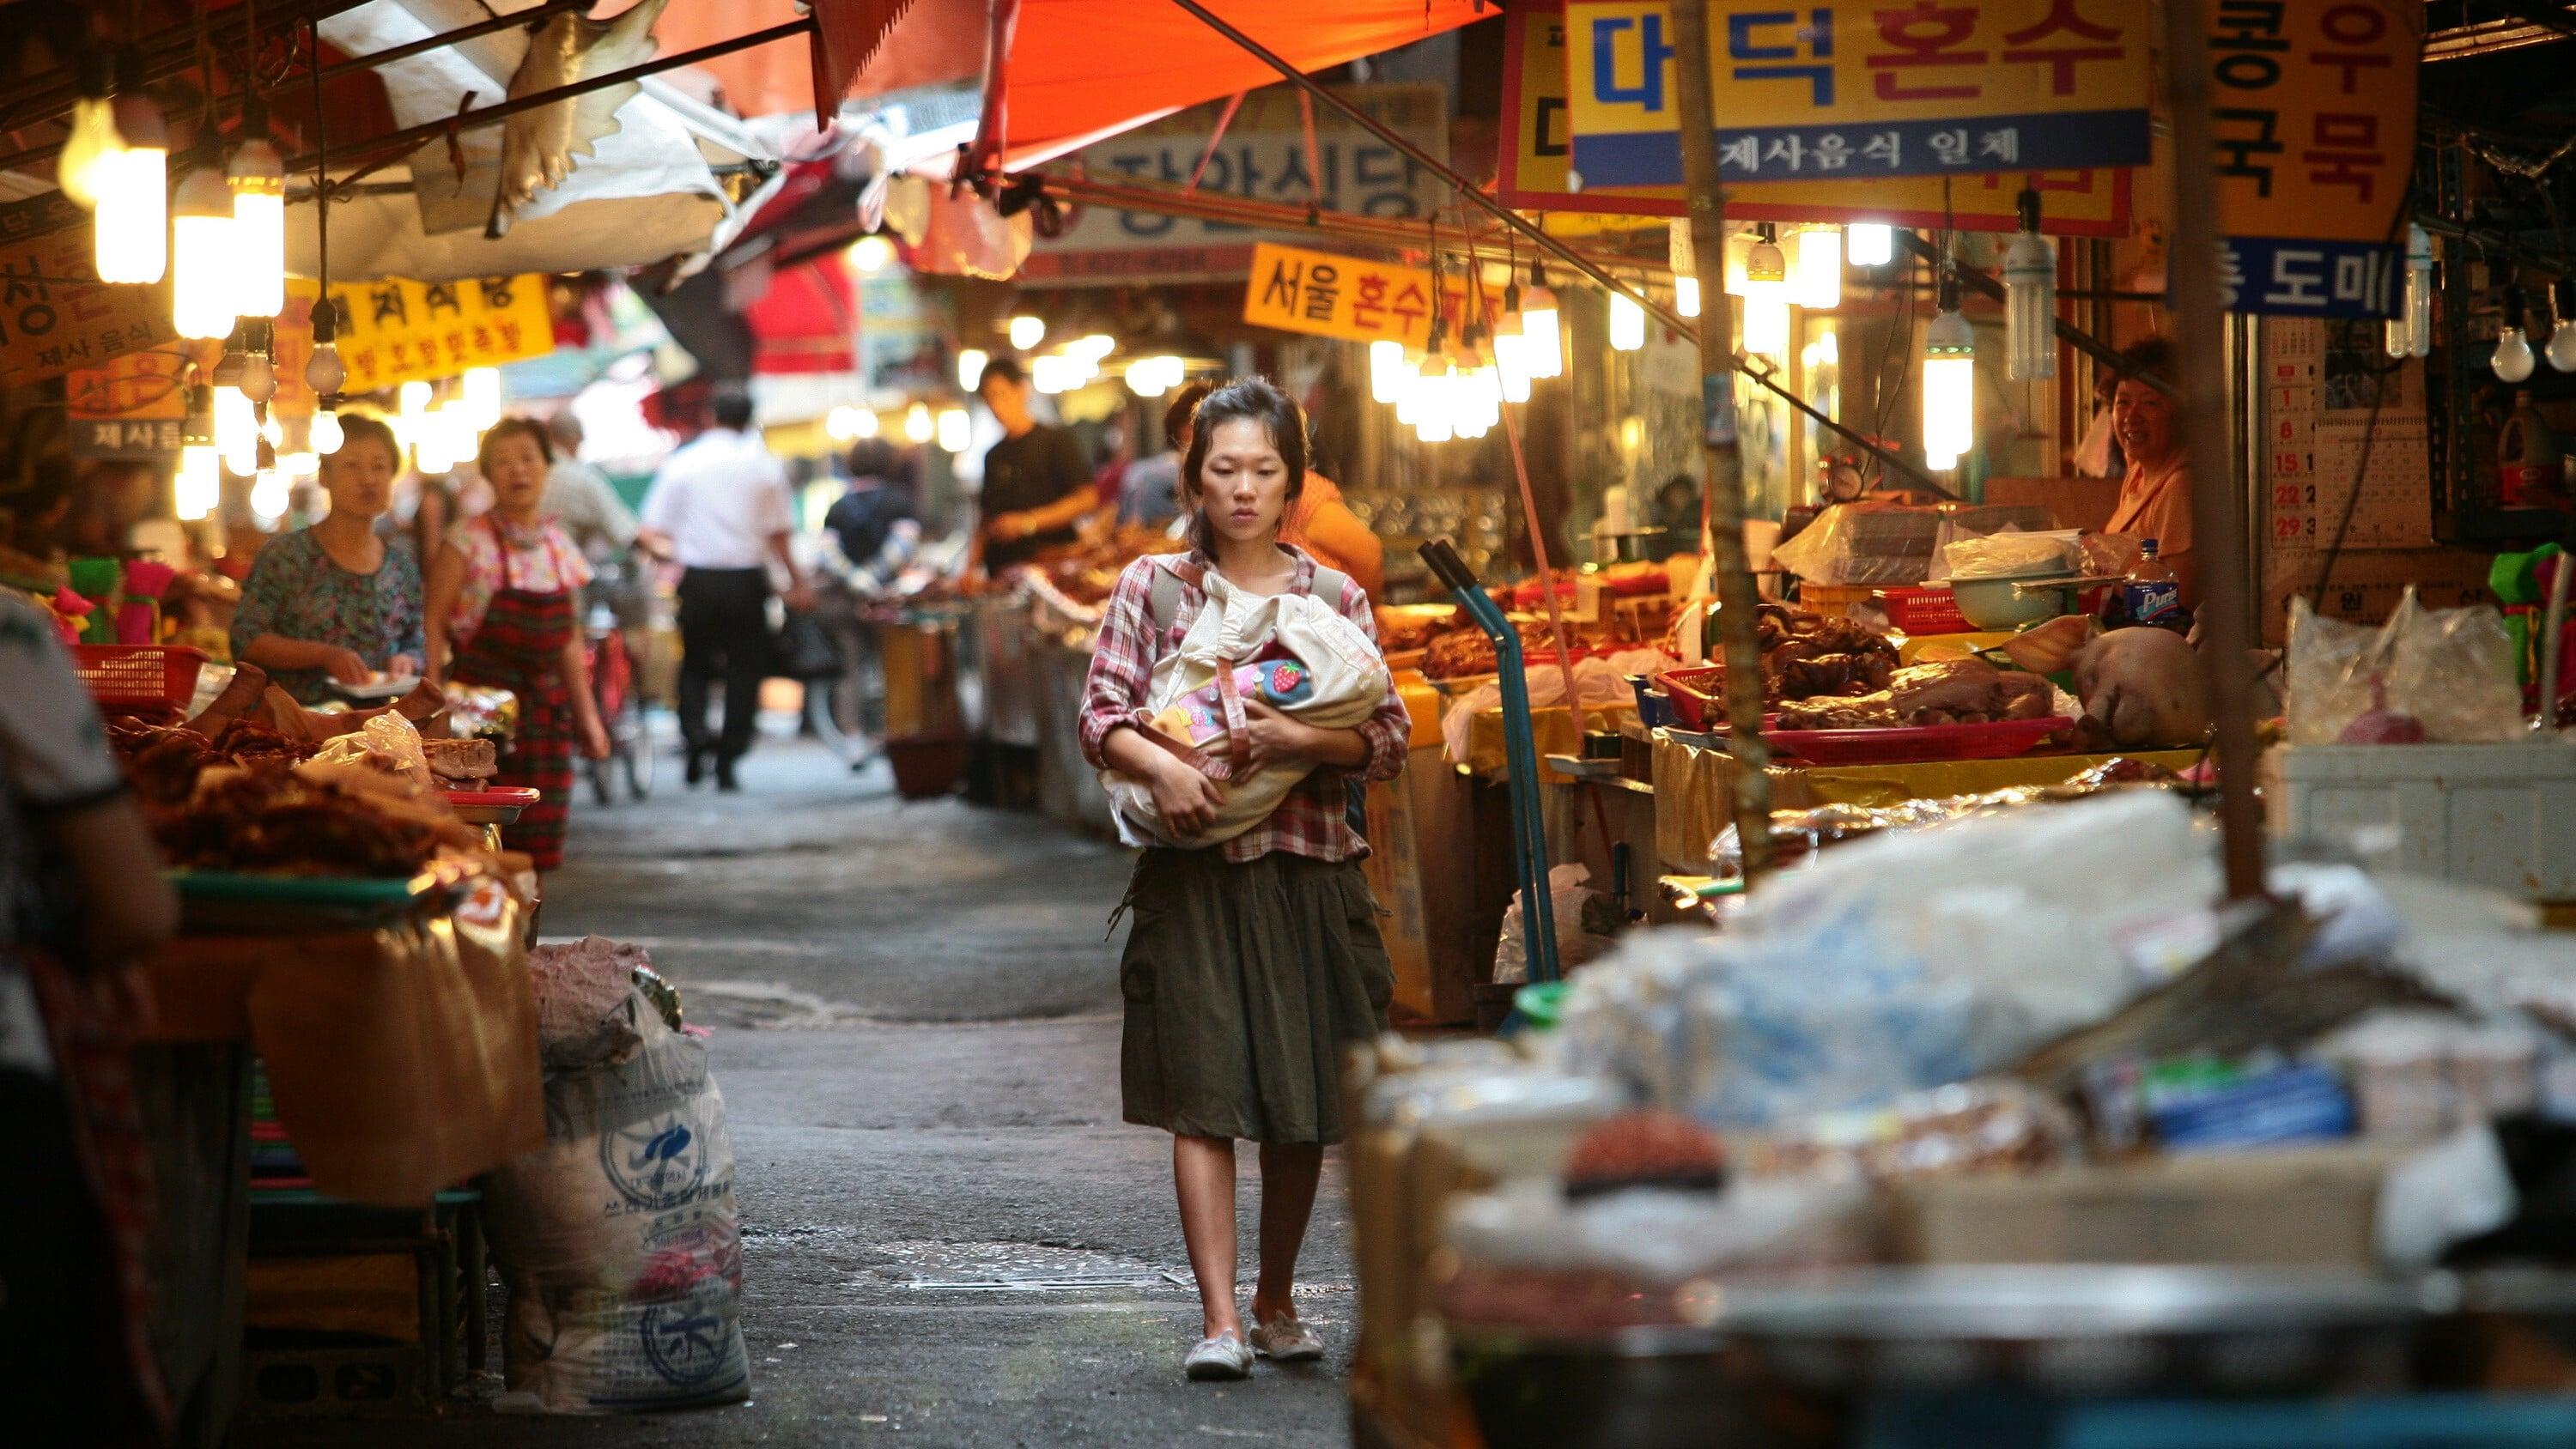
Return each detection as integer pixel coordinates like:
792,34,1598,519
1872,586,1971,636
70,645,207,711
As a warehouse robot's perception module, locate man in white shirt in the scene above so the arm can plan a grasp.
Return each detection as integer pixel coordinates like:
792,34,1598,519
640,388,811,791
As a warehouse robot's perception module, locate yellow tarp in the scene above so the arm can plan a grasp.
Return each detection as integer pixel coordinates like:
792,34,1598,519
1459,703,1639,782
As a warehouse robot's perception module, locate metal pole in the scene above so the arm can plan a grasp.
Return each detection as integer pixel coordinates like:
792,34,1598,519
1668,0,1773,884
2160,3,2268,902
1159,0,1946,496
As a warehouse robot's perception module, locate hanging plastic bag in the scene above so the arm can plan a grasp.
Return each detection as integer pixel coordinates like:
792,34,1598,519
1493,864,1598,985
2286,590,2526,745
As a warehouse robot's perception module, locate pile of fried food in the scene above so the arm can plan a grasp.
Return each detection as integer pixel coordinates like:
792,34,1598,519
1029,524,1188,606
1772,656,2055,731
107,664,495,877
1752,603,1900,702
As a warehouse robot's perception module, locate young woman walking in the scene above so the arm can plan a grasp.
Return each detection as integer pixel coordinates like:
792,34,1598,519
1078,378,1409,1380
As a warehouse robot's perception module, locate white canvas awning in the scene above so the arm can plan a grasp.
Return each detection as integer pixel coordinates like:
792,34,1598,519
291,0,783,282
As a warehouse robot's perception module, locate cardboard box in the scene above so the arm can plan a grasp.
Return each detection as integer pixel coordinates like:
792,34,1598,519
1884,1143,2412,1269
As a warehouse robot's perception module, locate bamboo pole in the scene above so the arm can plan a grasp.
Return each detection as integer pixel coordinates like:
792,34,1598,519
1668,0,1772,883
2160,3,2267,901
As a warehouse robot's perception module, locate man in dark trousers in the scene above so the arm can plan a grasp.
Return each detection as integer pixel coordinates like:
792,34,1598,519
970,355,1097,577
641,387,811,791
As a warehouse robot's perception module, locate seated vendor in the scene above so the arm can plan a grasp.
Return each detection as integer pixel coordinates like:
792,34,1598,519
2104,337,2198,610
230,415,426,703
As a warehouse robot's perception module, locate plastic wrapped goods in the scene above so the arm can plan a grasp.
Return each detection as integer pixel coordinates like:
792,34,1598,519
485,994,749,1413
2286,590,2526,745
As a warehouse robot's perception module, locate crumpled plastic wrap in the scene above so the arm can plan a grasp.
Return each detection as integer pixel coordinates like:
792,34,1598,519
1440,649,1672,765
1937,528,2081,580
1710,757,2179,876
2286,589,2527,745
308,710,435,789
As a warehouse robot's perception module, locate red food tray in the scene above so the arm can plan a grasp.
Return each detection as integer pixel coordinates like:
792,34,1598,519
1767,716,2074,767
1873,586,1971,636
70,644,207,710
1651,667,1783,734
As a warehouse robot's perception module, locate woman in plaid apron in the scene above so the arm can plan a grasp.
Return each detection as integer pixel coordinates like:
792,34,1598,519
428,418,609,870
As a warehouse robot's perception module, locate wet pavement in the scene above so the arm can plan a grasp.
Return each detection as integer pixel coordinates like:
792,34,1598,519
257,736,1359,1448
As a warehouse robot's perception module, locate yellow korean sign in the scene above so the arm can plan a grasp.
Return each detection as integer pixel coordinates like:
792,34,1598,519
1241,243,1483,349
2208,0,2420,318
0,194,178,385
289,273,553,394
1564,0,2151,190
1500,2,2131,235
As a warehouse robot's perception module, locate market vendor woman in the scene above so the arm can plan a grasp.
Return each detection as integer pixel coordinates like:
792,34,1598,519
1079,378,1409,1382
231,415,425,703
425,417,608,870
2105,337,2199,610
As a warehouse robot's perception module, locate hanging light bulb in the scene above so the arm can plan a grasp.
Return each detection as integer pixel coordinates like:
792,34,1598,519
2549,280,2576,373
1413,355,1455,443
957,348,988,391
306,300,346,396
825,406,864,442
311,409,344,454
1668,220,1701,318
853,407,880,440
261,410,283,446
1394,367,1425,427
171,165,238,339
1030,354,1070,393
462,367,503,428
58,58,121,209
1723,230,1753,297
1493,331,1534,403
1794,226,1843,310
214,385,259,475
1744,225,1787,288
1008,314,1046,349
1847,223,1895,268
1742,291,1792,357
1520,264,1562,378
848,233,896,274
2403,225,2434,360
904,402,934,442
239,351,277,404
1075,333,1116,359
2385,317,2409,360
282,451,319,478
936,406,972,452
414,425,453,476
1125,355,1173,397
1922,281,1977,469
2002,191,2057,383
227,137,286,318
1370,340,1406,403
249,468,290,521
175,444,222,521
2494,284,2538,384
1609,292,1646,351
398,379,433,436
94,95,168,285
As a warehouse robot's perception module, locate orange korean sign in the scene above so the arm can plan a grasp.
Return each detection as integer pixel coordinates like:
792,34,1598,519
64,344,206,461
0,193,178,385
2208,0,2420,318
1241,243,1487,349
1497,1,2131,235
289,273,553,393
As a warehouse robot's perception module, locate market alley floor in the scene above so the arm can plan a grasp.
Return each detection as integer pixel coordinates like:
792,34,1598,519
257,736,1362,1449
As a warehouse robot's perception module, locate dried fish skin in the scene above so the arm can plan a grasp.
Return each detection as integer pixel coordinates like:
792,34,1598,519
487,0,672,239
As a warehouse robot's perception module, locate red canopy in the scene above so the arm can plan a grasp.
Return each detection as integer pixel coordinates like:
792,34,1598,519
745,255,860,375
817,0,1492,167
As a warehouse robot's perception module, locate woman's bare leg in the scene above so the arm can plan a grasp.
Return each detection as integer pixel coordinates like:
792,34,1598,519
1250,1142,1324,1327
1173,1135,1242,1338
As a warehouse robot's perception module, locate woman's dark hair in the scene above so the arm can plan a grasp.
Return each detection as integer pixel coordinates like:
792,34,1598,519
325,414,401,470
476,415,554,476
2111,336,2172,391
1163,379,1217,450
1179,377,1306,556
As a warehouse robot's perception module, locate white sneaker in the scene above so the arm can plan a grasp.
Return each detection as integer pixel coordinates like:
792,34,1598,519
1249,1315,1325,1362
1184,1330,1254,1381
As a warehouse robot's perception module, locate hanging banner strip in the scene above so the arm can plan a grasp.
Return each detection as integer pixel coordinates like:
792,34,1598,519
289,274,555,394
1562,0,2152,190
2209,0,2420,319
1498,1,2130,234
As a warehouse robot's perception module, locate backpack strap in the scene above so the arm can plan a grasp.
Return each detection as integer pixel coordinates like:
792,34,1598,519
1308,565,1353,611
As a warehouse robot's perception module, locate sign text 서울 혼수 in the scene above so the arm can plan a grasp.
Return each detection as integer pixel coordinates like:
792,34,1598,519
2208,0,2419,320
1498,0,2130,234
1563,0,2153,190
1240,242,1494,351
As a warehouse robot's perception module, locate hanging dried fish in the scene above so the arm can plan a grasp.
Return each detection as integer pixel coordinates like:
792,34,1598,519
486,0,672,239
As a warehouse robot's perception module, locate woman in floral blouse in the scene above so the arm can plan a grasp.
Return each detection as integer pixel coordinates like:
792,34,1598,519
231,416,424,704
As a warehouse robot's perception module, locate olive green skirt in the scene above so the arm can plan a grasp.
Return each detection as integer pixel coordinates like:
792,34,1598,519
1115,848,1394,1145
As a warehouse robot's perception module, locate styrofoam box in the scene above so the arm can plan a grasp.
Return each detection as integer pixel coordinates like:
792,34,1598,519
2264,743,2576,901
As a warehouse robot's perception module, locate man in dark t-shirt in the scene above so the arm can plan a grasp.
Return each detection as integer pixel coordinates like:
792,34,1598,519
972,355,1096,574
